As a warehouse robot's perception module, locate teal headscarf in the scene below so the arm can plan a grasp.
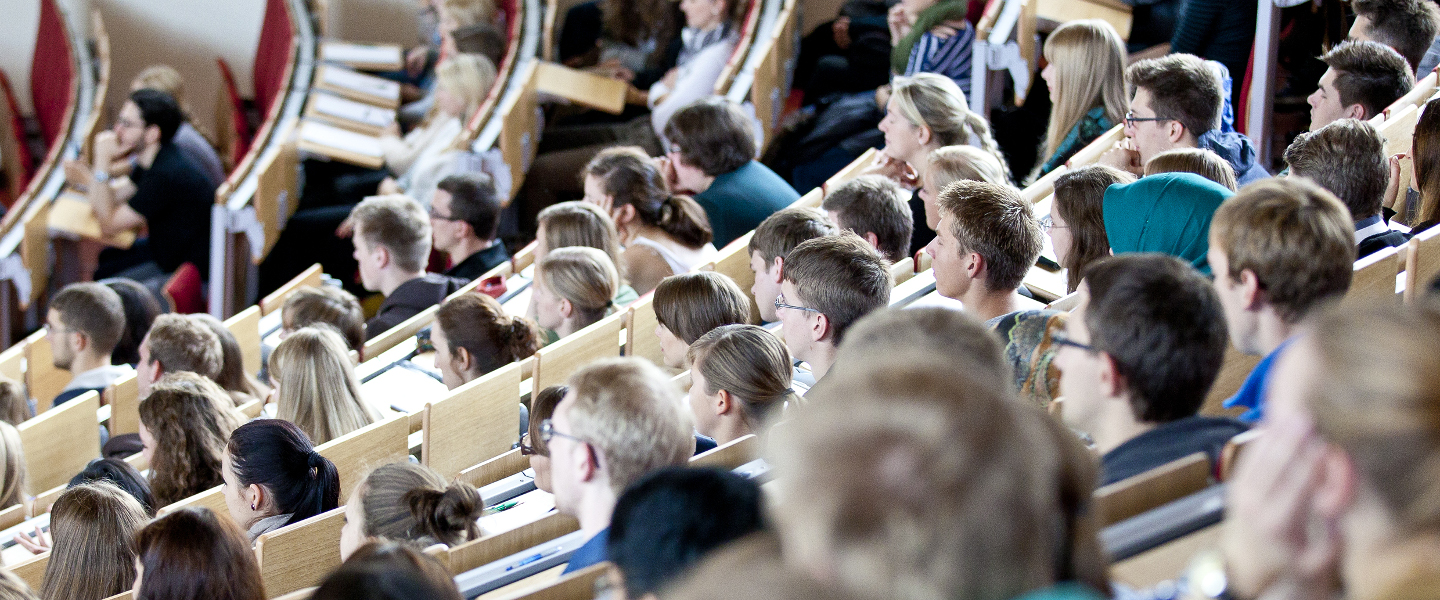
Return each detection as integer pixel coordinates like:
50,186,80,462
1102,172,1233,275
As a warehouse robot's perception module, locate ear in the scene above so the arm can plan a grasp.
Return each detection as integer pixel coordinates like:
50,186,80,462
246,483,266,511
1096,352,1127,399
1345,103,1368,120
558,298,575,319
1313,444,1358,520
574,439,599,483
453,346,474,373
965,250,985,282
714,389,735,417
144,125,162,146
769,257,785,283
1166,121,1187,144
374,244,392,269
811,312,831,343
863,231,881,250
1237,269,1264,311
915,124,932,147
71,331,89,354
615,204,638,225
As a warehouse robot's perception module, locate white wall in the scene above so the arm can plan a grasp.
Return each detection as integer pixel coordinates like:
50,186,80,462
0,0,44,116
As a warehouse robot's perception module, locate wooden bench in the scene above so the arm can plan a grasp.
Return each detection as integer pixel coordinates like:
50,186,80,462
531,312,624,392
622,293,664,366
1403,224,1440,303
422,361,524,479
226,305,265,379
1342,244,1404,308
23,330,68,413
703,231,762,324
260,263,324,316
254,506,346,597
1219,429,1261,481
103,371,140,437
439,512,581,575
10,550,47,590
314,415,411,500
690,435,758,470
1095,452,1212,526
18,391,100,494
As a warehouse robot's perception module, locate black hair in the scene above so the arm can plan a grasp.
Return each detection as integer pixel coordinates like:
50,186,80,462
607,467,765,597
436,172,502,240
312,541,463,600
69,458,157,516
226,420,340,526
100,278,164,366
128,88,185,144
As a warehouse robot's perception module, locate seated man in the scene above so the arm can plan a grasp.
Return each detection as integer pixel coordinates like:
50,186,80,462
777,234,891,382
1349,0,1440,74
821,175,914,263
68,89,217,288
1284,118,1411,259
1054,254,1245,485
349,195,466,339
927,181,1044,323
1209,178,1355,422
749,207,838,324
137,314,224,398
48,283,132,407
1307,41,1414,131
1101,54,1269,185
549,357,696,574
431,172,509,281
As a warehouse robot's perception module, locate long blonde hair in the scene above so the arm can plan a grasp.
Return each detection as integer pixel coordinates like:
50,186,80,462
1041,20,1126,159
435,53,498,119
271,326,379,445
889,73,1011,182
0,423,23,509
537,247,620,329
40,483,149,600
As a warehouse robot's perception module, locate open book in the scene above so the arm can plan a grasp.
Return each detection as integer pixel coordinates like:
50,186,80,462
297,119,386,169
313,65,402,108
320,41,405,71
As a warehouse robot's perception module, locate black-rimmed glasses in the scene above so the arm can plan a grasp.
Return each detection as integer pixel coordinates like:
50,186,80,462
1052,333,1099,354
1124,111,1172,126
539,419,587,445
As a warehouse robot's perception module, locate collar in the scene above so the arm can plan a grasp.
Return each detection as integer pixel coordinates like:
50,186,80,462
1356,215,1391,244
62,364,135,393
247,513,294,541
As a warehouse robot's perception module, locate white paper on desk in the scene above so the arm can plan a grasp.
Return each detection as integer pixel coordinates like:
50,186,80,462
361,365,448,413
300,121,385,158
479,489,556,537
320,66,401,98
321,42,402,66
311,93,395,128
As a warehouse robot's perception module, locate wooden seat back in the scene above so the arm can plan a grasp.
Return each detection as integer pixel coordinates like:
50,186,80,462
18,391,100,493
1379,71,1438,122
502,561,610,600
713,0,763,96
1095,452,1212,526
690,435,758,470
531,312,624,391
623,293,665,366
252,128,302,265
422,361,524,479
1378,103,1422,222
254,507,346,597
159,485,228,516
1110,524,1221,590
889,257,916,286
260,264,324,316
442,512,581,575
1343,244,1404,308
458,447,530,489
10,551,48,590
104,372,140,437
1219,429,1261,481
1403,225,1440,303
0,338,26,385
498,62,542,204
225,305,264,378
24,330,68,413
704,231,761,324
314,415,411,500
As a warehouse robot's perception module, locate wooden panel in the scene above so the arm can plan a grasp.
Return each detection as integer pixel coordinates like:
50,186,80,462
104,372,140,437
25,330,70,413
1021,166,1066,204
1110,524,1220,589
158,485,227,516
31,483,65,517
500,562,609,600
226,305,264,378
0,338,27,384
9,551,47,591
623,294,665,366
889,257,916,286
690,434,757,470
22,200,53,307
532,313,624,391
1343,245,1403,309
1380,71,1438,119
254,130,300,263
706,230,761,324
1403,225,1440,303
458,448,530,489
444,512,580,575
315,415,410,501
1095,452,1211,526
533,62,626,115
713,0,761,95
423,362,523,479
1064,124,1125,169
0,503,25,531
1201,343,1261,416
749,27,784,150
1035,0,1132,39
260,264,323,316
255,507,346,597
18,391,100,493
499,62,541,205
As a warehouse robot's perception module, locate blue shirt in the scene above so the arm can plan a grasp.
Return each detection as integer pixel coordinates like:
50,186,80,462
1222,337,1296,423
562,528,609,574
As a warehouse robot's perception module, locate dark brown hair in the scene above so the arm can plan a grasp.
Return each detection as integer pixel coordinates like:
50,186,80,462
145,314,223,379
1285,118,1389,221
50,283,125,355
140,372,243,507
821,175,914,263
936,181,1044,292
1412,96,1440,225
1126,54,1223,138
526,385,567,457
133,507,266,600
313,541,463,600
654,272,752,343
435,293,541,380
193,313,268,404
1319,40,1415,117
663,98,756,177
437,172,503,241
1351,0,1440,71
282,286,366,352
585,146,713,248
747,207,837,265
781,233,892,345
1052,165,1132,293
101,278,163,366
355,463,483,548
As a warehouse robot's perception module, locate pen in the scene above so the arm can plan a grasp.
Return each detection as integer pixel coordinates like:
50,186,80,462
490,500,519,512
505,547,561,571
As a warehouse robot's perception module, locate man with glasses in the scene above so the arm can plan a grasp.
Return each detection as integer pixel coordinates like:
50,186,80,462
430,172,509,281
1100,54,1269,185
1053,254,1243,486
776,233,891,382
544,357,695,575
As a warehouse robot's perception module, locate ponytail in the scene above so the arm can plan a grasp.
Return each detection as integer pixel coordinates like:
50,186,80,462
303,451,341,525
436,293,543,380
654,195,713,249
961,110,1013,184
228,420,341,527
405,483,483,546
507,316,543,359
583,147,712,248
360,463,483,548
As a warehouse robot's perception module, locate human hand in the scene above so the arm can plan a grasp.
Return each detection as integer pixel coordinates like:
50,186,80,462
654,155,680,191
94,130,120,167
887,4,910,41
63,159,94,189
874,84,891,109
661,68,680,90
377,177,402,195
1383,153,1407,213
929,20,967,39
14,526,50,555
832,16,852,49
405,46,430,78
335,216,355,238
1097,140,1143,176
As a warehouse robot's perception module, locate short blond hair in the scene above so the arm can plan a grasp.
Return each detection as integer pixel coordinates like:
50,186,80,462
351,195,432,273
565,358,694,495
442,0,498,27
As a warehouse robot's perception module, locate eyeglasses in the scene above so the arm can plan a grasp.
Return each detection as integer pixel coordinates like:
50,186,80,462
1124,111,1172,127
1038,215,1068,233
428,206,462,221
665,142,682,155
774,294,821,314
1052,333,1099,354
515,432,542,456
539,419,587,446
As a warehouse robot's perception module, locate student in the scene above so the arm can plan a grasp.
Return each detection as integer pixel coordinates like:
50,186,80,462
46,283,132,407
607,467,765,599
313,541,465,600
748,207,838,323
1143,148,1238,191
889,0,974,92
1050,165,1133,294
432,172,509,282
1103,172,1230,275
661,98,801,247
339,462,484,560
0,423,22,510
0,379,26,426
68,458,156,516
777,234,891,381
223,419,341,541
194,313,269,407
139,373,243,507
351,195,467,339
379,54,498,204
269,326,380,445
67,89,217,284
38,483,149,600
432,293,542,389
1054,255,1243,485
137,314,224,398
1285,118,1412,259
547,358,695,574
686,325,796,445
821,175,914,263
1410,96,1440,231
1100,54,1268,185
535,201,639,306
822,307,1013,405
530,247,621,340
1033,20,1126,178
918,145,1010,236
131,507,267,600
653,272,752,369
281,286,366,353
101,277,163,367
926,181,1043,322
583,147,717,294
1209,178,1354,423
522,385,567,494
124,65,226,187
1306,41,1414,131
1349,0,1440,74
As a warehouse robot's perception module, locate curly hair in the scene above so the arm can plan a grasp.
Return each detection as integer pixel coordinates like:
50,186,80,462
140,373,242,507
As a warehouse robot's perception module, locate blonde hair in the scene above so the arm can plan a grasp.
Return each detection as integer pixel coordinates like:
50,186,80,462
270,326,378,445
889,74,1011,182
442,0,498,28
688,325,795,432
0,423,24,509
41,483,148,600
537,247,620,329
1040,20,1126,159
435,53,498,119
0,569,36,600
131,65,185,103
537,201,627,279
926,145,1009,188
566,358,695,495
1144,148,1238,191
356,463,483,549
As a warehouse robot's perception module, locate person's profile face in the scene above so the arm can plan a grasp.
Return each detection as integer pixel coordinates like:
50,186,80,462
751,251,782,322
1347,15,1373,44
775,280,816,360
1049,208,1074,266
430,189,459,252
136,335,158,396
926,214,970,300
918,169,941,231
431,323,466,390
113,102,147,156
530,274,566,332
1126,88,1175,164
1052,285,1102,429
687,362,722,439
1306,69,1348,131
1206,243,1255,354
45,309,75,370
352,230,381,293
547,394,583,516
879,96,922,164
655,323,689,369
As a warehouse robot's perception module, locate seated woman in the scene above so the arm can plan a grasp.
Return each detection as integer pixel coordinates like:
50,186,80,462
916,145,1009,250
339,463,484,560
889,0,974,92
557,0,676,82
522,385,566,493
1050,165,1133,294
653,272,751,369
583,147,716,294
132,507,266,600
536,201,639,306
38,483,149,600
223,420,341,541
1031,20,1126,179
281,286,366,353
101,277,162,367
433,293,542,389
139,372,243,507
314,541,465,600
269,326,380,444
686,324,796,445
68,458,156,515
1144,147,1238,191
529,247,621,340
1103,172,1231,275
194,313,269,406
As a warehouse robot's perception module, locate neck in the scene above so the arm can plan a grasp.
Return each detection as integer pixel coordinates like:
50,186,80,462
1344,506,1440,600
907,146,939,175
1250,310,1296,356
960,286,1031,323
379,269,427,297
446,236,495,265
68,351,113,377
803,344,838,381
137,142,162,168
554,317,585,339
690,173,718,195
710,416,753,447
576,484,619,536
1088,398,1156,455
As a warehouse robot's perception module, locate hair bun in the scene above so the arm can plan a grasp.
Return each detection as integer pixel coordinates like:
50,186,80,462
307,450,326,470
406,484,482,543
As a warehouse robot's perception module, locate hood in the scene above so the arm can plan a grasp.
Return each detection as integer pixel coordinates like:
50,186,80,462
1197,130,1270,185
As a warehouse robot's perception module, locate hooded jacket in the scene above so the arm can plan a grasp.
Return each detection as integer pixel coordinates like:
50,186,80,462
1197,129,1270,186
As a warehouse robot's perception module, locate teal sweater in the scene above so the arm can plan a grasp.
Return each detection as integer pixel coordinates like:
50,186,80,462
694,161,800,248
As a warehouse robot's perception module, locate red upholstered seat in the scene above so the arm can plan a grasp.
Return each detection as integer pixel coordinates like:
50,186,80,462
217,58,253,164
162,262,206,314
30,0,75,147
253,0,295,119
0,70,35,202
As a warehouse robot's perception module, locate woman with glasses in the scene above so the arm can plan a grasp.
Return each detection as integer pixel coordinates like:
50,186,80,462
521,385,568,493
1031,20,1126,180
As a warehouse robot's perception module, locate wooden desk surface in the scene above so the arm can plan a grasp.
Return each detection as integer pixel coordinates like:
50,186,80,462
47,192,137,249
534,62,627,115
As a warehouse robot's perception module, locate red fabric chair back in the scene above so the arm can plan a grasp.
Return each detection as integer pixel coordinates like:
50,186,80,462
253,0,295,119
0,70,35,192
30,0,75,147
217,58,253,164
162,262,206,314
